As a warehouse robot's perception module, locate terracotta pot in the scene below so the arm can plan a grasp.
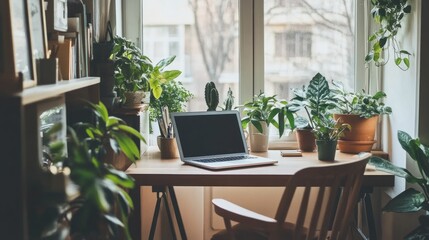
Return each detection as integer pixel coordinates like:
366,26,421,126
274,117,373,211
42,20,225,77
337,140,376,154
249,122,269,152
296,128,316,152
334,114,378,141
104,147,133,171
123,91,149,109
334,114,378,153
316,140,338,161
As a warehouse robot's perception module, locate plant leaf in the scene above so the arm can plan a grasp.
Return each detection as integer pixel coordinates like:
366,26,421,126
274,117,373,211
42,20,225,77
368,156,422,184
383,188,425,212
117,125,146,143
251,120,263,133
404,58,410,68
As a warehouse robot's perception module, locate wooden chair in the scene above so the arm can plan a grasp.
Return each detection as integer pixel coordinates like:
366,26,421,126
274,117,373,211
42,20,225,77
211,157,369,240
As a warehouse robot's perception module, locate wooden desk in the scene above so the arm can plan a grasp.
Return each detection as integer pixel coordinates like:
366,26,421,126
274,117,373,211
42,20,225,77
127,147,394,239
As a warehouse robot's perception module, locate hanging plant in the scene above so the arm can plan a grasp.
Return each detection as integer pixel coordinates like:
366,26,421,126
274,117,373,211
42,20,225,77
365,0,412,70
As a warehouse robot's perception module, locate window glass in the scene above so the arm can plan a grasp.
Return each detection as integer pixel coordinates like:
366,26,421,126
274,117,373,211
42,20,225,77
264,0,356,100
142,0,240,111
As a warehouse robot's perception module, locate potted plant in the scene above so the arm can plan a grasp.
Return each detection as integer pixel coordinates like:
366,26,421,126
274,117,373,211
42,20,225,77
240,92,294,152
204,82,236,111
312,113,351,161
330,80,392,153
76,102,146,171
369,131,429,239
111,36,181,108
365,0,412,70
32,102,144,239
148,80,193,153
288,73,332,152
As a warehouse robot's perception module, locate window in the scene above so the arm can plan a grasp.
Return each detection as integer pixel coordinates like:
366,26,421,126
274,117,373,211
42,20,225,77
140,0,365,141
264,0,357,103
142,0,239,111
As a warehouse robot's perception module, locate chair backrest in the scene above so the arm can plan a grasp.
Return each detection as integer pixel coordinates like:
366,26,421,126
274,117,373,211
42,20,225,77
274,157,368,240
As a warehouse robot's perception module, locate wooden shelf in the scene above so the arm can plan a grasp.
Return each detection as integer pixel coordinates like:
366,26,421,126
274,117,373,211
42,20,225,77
18,77,100,105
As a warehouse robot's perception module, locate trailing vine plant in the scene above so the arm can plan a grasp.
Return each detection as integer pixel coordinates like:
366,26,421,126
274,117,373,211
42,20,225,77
365,0,412,70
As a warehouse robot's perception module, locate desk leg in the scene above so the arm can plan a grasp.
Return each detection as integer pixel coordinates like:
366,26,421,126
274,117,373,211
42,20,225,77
168,186,187,240
363,192,377,240
129,186,142,240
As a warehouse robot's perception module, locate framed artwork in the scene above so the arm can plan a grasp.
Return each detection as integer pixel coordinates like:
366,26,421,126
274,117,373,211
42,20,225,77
0,1,20,93
0,0,38,90
29,0,48,60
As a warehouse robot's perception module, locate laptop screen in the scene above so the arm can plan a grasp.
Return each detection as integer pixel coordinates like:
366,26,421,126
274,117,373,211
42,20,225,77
172,111,247,158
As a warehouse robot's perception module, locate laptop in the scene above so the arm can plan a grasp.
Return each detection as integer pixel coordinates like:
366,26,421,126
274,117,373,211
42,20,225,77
170,111,278,170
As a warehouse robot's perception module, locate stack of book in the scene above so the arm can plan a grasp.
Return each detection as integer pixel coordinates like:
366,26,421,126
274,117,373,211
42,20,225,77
46,0,93,80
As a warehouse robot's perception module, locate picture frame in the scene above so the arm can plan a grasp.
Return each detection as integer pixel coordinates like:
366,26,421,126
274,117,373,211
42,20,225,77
0,1,21,93
0,0,38,90
29,0,48,60
28,0,48,84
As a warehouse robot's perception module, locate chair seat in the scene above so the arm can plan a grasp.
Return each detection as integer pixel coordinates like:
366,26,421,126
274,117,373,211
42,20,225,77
211,222,310,240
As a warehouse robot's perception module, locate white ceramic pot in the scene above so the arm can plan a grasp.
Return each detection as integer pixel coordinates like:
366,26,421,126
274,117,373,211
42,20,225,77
249,121,269,152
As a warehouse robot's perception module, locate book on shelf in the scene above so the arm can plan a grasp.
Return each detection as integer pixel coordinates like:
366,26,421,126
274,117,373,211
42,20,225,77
68,1,89,78
48,39,73,80
61,31,79,78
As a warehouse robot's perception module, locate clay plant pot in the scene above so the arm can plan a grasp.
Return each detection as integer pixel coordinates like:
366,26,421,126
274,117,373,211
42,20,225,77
123,91,149,109
334,114,378,153
316,140,338,161
337,140,376,153
296,128,316,152
249,122,269,152
104,147,134,171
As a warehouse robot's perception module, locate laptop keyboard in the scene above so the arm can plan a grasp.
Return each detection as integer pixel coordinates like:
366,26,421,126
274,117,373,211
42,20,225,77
194,155,257,163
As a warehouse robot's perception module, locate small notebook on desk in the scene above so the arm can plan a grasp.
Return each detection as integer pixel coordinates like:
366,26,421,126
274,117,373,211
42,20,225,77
171,111,278,170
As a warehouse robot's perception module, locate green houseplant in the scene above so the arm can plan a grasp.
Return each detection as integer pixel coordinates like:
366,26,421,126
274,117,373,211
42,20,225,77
288,73,333,152
149,80,193,124
32,102,144,239
111,36,181,107
204,82,235,111
241,92,294,152
369,131,429,239
330,80,392,153
365,0,412,70
312,113,351,161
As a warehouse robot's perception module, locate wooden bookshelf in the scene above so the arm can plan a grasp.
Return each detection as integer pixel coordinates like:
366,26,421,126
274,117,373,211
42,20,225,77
0,77,99,239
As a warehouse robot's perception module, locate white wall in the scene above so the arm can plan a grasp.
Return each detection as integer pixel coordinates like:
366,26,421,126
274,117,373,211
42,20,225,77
380,0,423,239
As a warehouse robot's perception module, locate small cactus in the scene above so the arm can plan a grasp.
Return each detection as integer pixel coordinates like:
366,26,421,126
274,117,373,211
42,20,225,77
205,82,219,111
223,87,234,111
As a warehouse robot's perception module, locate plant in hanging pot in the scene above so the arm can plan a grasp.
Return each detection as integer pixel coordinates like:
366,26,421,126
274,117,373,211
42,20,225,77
240,92,294,152
368,131,429,239
312,113,351,161
288,72,332,152
365,0,412,70
111,36,181,108
330,80,392,153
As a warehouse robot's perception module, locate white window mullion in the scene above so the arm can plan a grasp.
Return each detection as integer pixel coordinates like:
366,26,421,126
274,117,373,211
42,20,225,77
253,0,265,95
239,0,255,104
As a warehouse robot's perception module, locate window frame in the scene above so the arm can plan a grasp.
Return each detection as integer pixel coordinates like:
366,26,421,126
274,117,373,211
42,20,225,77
240,0,368,102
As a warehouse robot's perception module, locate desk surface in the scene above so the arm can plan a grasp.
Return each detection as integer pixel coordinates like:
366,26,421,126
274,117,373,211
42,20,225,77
127,147,394,239
127,147,394,187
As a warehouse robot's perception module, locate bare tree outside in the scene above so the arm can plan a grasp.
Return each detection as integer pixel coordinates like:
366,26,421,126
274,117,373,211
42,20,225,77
187,0,238,84
264,0,356,101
